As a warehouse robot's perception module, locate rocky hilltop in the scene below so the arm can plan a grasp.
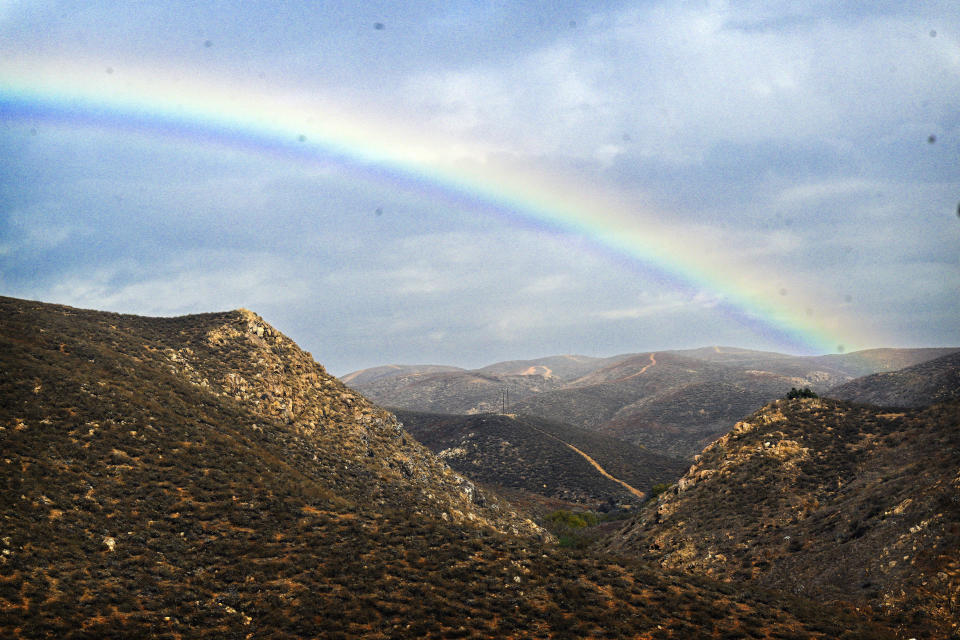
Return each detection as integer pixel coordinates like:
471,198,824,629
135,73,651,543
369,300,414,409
606,396,960,635
1,296,900,638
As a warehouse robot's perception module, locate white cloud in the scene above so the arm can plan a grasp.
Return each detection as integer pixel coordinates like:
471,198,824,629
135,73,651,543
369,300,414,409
593,290,724,321
400,1,959,168
775,179,881,207
520,275,570,295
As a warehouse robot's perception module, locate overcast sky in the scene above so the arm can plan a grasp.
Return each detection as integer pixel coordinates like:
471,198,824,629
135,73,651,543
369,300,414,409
1,1,958,374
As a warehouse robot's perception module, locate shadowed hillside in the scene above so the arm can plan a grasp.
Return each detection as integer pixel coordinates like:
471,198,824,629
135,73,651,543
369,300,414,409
394,410,686,508
606,397,960,636
0,296,901,638
829,351,960,407
669,346,960,380
812,347,960,379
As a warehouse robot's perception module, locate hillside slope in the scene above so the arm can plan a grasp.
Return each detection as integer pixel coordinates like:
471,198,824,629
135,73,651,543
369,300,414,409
0,296,901,638
812,347,960,379
351,368,567,415
606,397,960,634
395,411,685,508
829,350,960,407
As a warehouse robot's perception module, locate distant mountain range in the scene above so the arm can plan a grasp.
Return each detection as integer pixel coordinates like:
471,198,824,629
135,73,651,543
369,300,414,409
345,346,958,458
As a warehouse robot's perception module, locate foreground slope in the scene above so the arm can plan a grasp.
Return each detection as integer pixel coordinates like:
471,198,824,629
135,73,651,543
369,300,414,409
0,296,903,638
607,396,960,634
395,411,686,508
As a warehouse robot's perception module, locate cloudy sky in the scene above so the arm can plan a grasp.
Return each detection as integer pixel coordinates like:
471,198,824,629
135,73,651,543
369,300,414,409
1,1,958,374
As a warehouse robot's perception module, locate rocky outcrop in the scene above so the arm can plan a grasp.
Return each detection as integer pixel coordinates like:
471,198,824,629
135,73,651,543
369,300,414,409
606,397,960,633
152,307,544,536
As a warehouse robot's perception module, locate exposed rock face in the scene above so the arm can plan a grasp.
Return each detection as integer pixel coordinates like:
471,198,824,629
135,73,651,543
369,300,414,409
606,397,960,633
145,306,539,534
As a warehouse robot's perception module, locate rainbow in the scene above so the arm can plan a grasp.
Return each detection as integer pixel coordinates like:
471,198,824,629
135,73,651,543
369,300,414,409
1,57,860,354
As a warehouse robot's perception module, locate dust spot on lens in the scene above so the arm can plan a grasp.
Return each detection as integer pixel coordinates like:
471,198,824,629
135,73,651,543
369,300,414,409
928,134,936,144
844,294,852,303
374,22,385,30
778,288,788,296
569,20,577,28
837,344,845,354
298,134,307,143
105,67,114,74
930,30,937,38
375,208,383,216
204,40,213,48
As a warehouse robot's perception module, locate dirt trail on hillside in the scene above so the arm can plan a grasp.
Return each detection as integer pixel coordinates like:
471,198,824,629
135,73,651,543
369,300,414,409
618,352,657,382
520,421,647,500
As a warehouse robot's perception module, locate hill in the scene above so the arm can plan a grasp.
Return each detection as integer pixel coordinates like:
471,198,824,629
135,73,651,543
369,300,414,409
351,367,568,415
339,363,465,387
475,354,635,381
669,346,959,380
829,350,960,407
394,411,686,509
812,347,960,379
605,396,960,635
0,295,901,638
